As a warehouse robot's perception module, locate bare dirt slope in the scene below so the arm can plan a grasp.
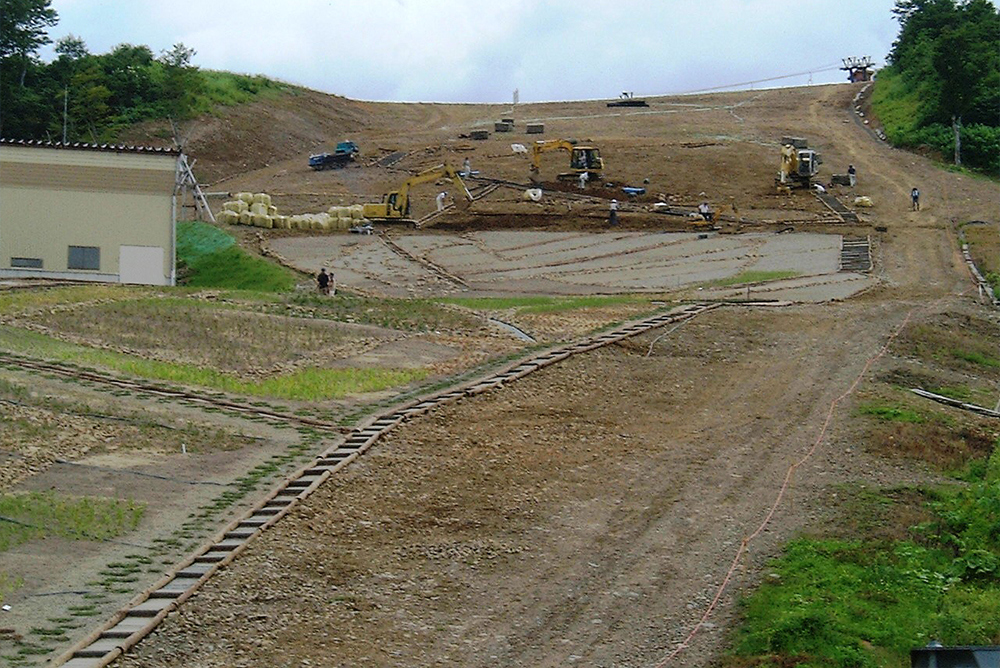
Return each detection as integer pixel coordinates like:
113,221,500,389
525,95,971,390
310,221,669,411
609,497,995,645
111,83,998,668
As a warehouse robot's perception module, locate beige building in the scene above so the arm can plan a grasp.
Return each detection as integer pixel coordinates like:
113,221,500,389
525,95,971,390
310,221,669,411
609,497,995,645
0,139,180,286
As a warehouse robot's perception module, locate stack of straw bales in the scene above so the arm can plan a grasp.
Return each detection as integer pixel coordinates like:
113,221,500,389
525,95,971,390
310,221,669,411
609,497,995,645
217,193,367,232
217,193,286,229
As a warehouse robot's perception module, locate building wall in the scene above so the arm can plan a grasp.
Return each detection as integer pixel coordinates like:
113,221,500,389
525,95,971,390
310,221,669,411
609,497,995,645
0,145,177,285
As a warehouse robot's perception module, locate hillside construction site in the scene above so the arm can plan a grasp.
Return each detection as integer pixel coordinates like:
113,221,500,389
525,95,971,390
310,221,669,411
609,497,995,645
1,82,998,668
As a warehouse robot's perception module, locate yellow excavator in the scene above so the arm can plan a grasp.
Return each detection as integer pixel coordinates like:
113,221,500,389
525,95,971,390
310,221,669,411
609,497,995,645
529,139,604,182
776,136,822,193
363,164,473,221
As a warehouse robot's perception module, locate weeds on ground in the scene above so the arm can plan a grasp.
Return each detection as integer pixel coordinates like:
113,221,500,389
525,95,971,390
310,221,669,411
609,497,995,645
0,492,144,552
709,270,800,288
0,285,136,317
896,319,1000,375
856,402,925,424
0,572,23,605
0,325,427,400
726,447,1000,667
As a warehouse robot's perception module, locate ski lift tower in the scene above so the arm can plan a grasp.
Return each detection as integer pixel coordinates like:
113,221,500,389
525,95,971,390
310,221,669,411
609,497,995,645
841,56,874,83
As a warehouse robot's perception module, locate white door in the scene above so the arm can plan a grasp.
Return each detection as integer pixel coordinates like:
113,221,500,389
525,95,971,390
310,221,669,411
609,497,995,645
119,246,166,285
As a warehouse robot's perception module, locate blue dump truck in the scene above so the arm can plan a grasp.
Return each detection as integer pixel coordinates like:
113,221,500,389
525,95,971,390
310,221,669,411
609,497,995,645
309,141,359,170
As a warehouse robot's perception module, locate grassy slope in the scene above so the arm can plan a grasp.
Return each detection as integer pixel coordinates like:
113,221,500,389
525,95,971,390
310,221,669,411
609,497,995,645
176,221,295,291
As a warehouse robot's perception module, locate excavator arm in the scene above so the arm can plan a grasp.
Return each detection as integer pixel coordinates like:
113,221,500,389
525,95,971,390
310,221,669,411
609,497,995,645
363,164,473,220
529,140,577,173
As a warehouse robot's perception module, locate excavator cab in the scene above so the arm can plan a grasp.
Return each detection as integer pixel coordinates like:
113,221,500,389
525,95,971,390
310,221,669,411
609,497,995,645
571,147,603,172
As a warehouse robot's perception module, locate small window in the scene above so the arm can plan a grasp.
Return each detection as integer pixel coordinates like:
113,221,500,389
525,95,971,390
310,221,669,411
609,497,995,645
68,246,100,270
11,257,43,269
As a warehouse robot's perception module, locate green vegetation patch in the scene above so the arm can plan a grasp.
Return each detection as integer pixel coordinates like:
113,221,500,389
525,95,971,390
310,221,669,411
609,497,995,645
24,296,374,375
195,70,287,115
709,271,800,288
727,458,1000,668
177,221,294,292
0,285,141,317
0,491,144,552
896,318,1000,378
857,402,925,423
439,294,650,315
0,325,427,400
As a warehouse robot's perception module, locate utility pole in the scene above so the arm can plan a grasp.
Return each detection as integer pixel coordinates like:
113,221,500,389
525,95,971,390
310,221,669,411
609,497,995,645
62,87,68,143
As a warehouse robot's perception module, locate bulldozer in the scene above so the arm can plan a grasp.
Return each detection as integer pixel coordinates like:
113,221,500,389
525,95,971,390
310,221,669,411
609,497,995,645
529,139,604,182
776,136,821,193
363,164,473,222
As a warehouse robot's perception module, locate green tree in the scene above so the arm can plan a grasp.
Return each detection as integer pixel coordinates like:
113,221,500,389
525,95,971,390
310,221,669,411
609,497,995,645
884,0,1000,168
159,43,203,144
0,0,58,83
68,63,111,141
103,44,157,111
931,0,1000,165
54,34,88,61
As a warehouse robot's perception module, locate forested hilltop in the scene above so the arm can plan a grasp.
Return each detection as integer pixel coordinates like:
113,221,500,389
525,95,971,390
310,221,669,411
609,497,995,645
871,0,999,173
0,0,289,143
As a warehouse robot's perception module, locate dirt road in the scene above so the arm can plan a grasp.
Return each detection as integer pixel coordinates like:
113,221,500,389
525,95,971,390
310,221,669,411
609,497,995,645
109,84,998,667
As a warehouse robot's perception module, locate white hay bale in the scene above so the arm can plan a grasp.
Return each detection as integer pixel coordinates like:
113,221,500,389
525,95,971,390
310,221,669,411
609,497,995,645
218,210,240,225
273,215,289,229
252,193,272,206
236,192,254,204
238,211,252,225
222,201,241,213
349,205,364,220
252,213,273,228
250,202,269,216
854,196,874,208
268,205,277,217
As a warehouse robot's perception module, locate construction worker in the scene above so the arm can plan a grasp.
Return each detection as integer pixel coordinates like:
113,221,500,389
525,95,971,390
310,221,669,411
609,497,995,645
609,199,619,226
436,191,448,211
848,164,857,187
578,170,589,190
698,202,713,222
462,158,471,177
317,268,330,295
911,187,920,211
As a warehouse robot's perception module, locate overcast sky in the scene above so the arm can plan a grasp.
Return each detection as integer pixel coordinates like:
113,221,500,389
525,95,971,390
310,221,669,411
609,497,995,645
43,0,906,103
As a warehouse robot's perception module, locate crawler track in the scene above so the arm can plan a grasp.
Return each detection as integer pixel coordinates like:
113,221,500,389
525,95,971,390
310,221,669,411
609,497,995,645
52,302,720,668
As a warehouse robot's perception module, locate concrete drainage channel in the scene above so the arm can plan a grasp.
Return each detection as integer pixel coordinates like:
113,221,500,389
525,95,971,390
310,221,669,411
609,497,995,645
52,302,720,668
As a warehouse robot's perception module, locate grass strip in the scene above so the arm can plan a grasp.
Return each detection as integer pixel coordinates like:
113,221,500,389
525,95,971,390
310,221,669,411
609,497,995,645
0,326,426,400
0,491,144,553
